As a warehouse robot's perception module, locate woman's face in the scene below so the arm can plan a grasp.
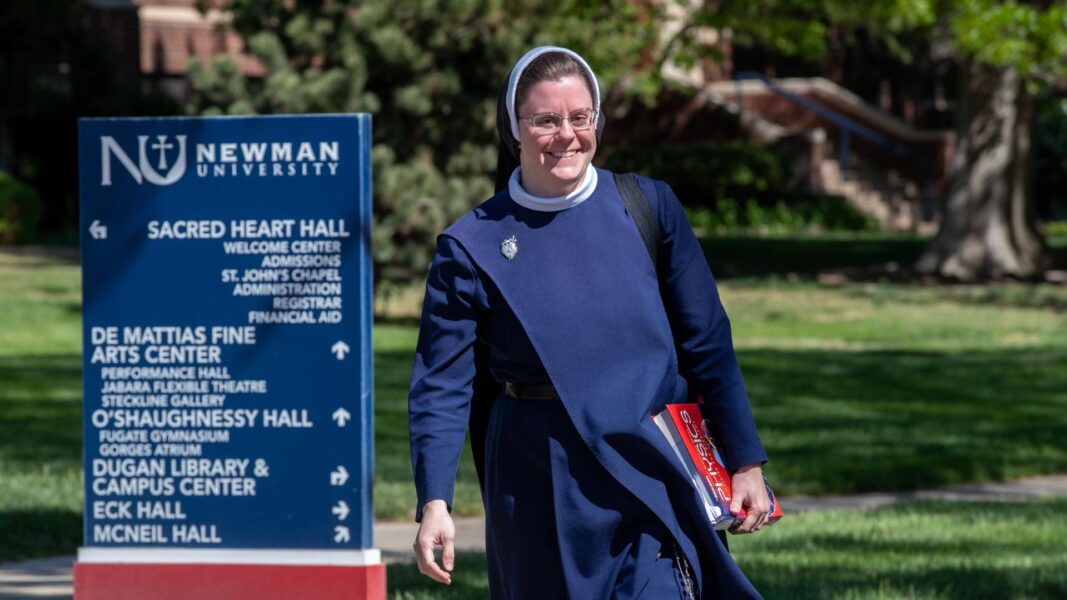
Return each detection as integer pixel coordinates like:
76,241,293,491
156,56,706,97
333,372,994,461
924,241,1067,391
516,75,597,197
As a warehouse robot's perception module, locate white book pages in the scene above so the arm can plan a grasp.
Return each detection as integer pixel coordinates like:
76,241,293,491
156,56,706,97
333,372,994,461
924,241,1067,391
652,412,724,524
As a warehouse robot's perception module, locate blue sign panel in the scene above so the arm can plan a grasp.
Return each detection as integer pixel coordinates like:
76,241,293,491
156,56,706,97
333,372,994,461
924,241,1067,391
78,115,373,550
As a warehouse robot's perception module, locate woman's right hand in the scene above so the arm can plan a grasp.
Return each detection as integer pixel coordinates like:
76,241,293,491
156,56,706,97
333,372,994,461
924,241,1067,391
413,499,455,585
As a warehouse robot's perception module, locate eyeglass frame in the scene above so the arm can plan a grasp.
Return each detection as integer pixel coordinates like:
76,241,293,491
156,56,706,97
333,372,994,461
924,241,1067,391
518,108,599,134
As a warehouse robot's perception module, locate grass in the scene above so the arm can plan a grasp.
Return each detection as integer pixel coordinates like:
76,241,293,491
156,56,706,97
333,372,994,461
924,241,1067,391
374,278,1067,507
722,280,1067,495
701,232,1067,279
2,238,1067,563
733,499,1067,599
0,251,82,562
384,500,1067,599
374,324,483,521
700,233,930,279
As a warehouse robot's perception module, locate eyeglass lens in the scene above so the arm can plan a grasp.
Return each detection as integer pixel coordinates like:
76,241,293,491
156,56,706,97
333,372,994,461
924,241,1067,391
528,109,595,133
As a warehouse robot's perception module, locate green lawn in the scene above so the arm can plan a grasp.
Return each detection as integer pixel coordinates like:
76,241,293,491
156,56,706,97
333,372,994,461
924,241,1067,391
2,240,1067,565
700,231,1067,279
724,280,1067,495
0,251,82,561
385,500,1067,600
700,233,929,279
375,323,482,521
377,275,1067,510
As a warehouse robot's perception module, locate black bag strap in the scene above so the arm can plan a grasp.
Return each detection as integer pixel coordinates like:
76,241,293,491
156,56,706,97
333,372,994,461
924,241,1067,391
614,173,706,407
613,172,662,271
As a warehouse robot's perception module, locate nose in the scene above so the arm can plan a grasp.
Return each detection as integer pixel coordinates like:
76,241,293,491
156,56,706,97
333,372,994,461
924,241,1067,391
555,118,576,140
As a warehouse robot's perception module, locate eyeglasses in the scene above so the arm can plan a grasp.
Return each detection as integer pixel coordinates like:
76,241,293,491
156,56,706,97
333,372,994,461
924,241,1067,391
519,108,598,135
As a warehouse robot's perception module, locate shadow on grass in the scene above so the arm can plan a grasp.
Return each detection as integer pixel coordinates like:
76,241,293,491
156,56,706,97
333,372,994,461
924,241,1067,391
375,348,481,519
387,552,489,600
375,348,476,482
742,347,1067,495
748,550,1067,600
936,289,1067,313
829,279,1067,313
0,354,81,466
0,508,82,562
376,339,1067,504
383,502,1067,599
700,235,929,279
701,233,1067,283
741,500,1067,600
375,348,418,483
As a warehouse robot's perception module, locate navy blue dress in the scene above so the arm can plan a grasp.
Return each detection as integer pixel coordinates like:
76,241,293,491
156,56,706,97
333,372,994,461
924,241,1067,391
409,169,767,599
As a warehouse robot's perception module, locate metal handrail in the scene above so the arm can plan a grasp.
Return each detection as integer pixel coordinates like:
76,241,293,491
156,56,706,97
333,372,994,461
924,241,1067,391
733,71,913,169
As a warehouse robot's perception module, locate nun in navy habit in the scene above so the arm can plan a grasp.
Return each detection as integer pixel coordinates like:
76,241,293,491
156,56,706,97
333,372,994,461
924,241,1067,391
409,46,772,599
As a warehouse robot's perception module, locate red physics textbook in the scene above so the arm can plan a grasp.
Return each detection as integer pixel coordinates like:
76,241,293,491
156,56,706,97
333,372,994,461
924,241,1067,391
652,403,783,530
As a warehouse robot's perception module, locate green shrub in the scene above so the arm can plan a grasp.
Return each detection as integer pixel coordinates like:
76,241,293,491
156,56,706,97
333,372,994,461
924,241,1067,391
603,141,876,234
1046,220,1067,237
689,196,877,235
603,141,793,208
0,172,44,244
1037,98,1067,220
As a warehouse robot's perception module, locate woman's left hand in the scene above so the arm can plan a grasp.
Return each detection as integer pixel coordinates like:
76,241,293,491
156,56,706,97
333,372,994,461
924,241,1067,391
728,463,771,534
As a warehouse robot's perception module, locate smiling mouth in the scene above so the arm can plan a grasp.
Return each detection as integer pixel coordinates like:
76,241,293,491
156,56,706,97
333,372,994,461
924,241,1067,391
549,151,576,159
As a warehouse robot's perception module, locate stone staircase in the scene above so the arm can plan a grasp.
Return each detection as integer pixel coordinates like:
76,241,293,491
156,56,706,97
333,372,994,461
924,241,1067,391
688,77,952,233
818,153,938,234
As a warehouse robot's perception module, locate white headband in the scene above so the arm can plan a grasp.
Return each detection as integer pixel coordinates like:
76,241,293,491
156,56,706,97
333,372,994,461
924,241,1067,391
505,46,601,141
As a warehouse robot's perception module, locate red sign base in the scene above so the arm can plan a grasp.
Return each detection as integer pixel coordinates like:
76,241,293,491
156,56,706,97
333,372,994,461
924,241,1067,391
74,561,386,600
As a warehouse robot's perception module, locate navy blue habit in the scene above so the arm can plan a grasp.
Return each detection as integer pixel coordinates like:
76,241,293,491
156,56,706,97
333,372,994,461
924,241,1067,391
409,168,768,599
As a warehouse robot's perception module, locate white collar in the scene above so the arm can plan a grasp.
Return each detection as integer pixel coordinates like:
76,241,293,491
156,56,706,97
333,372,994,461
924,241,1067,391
508,166,597,212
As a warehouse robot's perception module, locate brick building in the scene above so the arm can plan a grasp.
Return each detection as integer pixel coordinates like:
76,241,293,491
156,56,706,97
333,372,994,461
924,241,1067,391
88,0,261,100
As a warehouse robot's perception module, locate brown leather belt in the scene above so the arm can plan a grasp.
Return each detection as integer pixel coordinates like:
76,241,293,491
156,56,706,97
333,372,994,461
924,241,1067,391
503,381,559,400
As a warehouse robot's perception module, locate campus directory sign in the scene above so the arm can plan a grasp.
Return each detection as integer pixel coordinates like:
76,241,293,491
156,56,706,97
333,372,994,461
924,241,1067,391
78,115,373,551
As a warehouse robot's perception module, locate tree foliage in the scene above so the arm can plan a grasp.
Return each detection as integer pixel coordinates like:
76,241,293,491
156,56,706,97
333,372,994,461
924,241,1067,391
189,1,1067,282
952,0,1067,86
188,0,662,288
1,0,174,240
673,0,1067,279
671,0,1066,83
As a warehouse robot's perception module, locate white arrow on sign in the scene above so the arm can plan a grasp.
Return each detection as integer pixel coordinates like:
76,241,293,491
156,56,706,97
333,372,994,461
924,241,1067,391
333,525,350,544
331,341,350,360
332,407,351,427
329,465,349,486
332,500,350,521
88,220,108,240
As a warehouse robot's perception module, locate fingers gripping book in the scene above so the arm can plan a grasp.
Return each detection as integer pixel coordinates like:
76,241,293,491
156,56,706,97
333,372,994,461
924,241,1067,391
653,403,783,530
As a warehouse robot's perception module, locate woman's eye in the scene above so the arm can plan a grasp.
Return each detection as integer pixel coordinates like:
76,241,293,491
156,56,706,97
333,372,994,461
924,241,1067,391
534,115,561,128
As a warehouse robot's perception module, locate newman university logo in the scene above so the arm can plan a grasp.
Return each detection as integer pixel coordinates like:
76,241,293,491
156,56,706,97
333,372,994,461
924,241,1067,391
100,135,188,186
99,133,343,186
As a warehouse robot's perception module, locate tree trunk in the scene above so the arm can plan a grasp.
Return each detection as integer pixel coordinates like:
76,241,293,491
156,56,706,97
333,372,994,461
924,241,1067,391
916,62,1052,280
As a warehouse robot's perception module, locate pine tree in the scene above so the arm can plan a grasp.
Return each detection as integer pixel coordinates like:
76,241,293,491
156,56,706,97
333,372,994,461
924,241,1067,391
187,0,662,289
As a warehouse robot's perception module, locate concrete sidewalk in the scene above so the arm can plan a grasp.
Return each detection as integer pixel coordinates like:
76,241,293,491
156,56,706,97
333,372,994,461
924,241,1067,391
0,519,488,600
0,557,73,600
4,474,1066,600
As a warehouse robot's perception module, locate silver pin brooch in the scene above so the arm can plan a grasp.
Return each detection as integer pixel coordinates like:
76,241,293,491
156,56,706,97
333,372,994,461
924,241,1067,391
500,236,518,261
